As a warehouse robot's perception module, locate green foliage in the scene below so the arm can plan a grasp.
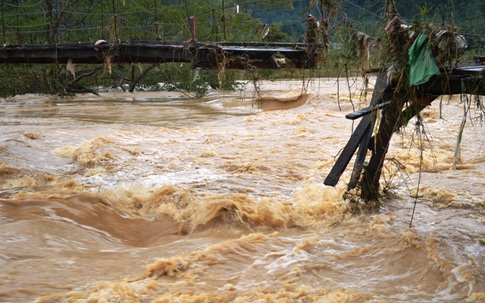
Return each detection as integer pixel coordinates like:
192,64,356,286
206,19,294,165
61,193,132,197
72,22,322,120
416,3,433,19
265,23,291,42
0,0,301,45
0,66,28,97
0,0,299,95
1,0,483,46
0,0,483,97
0,64,64,97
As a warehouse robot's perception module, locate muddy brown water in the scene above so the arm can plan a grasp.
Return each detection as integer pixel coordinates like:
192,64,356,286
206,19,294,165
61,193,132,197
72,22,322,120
0,79,484,302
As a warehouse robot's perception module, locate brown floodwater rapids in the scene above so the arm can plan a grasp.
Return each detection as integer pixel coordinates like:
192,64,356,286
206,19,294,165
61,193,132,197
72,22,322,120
0,78,484,303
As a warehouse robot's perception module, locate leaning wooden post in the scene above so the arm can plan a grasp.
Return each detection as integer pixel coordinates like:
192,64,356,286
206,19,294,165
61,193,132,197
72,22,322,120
323,71,390,188
347,71,389,189
359,0,409,202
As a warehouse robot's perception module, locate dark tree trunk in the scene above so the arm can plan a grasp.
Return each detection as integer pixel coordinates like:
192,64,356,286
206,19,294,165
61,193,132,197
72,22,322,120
360,95,406,201
359,83,439,202
129,64,157,92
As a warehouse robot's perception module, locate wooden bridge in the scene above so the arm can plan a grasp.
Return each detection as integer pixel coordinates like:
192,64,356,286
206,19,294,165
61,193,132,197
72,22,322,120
0,41,320,69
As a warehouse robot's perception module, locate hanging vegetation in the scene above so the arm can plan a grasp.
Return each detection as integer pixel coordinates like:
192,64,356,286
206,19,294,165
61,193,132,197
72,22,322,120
321,0,484,210
0,0,277,97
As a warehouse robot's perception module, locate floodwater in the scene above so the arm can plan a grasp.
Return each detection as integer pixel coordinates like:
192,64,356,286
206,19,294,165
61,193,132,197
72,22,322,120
0,78,484,303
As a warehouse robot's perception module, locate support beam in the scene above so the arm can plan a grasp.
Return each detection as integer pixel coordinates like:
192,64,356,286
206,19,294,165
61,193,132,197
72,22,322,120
0,41,321,69
347,73,390,189
323,116,372,186
345,101,390,120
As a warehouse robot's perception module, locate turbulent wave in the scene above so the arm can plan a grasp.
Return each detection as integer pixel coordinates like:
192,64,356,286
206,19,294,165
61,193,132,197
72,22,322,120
0,80,484,302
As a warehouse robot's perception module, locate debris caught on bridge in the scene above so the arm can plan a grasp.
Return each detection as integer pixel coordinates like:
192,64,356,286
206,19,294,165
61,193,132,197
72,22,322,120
323,4,485,208
0,41,321,70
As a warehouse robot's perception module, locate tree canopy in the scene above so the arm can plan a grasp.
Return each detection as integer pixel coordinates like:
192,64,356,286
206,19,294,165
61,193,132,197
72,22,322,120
0,0,295,45
0,0,483,97
0,1,482,47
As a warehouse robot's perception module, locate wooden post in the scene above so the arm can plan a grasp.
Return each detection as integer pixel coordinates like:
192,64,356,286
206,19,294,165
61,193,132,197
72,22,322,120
348,72,389,189
221,0,227,41
324,114,372,186
324,72,389,187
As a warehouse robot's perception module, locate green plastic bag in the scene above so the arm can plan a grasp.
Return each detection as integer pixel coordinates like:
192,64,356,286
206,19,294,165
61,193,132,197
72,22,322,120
408,30,440,86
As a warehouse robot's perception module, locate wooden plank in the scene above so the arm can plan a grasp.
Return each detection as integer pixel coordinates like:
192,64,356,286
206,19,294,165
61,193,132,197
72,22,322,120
347,124,372,189
345,101,390,120
324,72,388,187
347,73,388,189
324,118,371,186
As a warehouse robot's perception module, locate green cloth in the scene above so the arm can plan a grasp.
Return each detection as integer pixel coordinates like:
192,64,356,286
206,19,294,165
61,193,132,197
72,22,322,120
408,30,440,86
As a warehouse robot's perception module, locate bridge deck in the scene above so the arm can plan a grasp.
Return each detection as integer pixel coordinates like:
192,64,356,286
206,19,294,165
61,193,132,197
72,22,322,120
0,41,319,69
